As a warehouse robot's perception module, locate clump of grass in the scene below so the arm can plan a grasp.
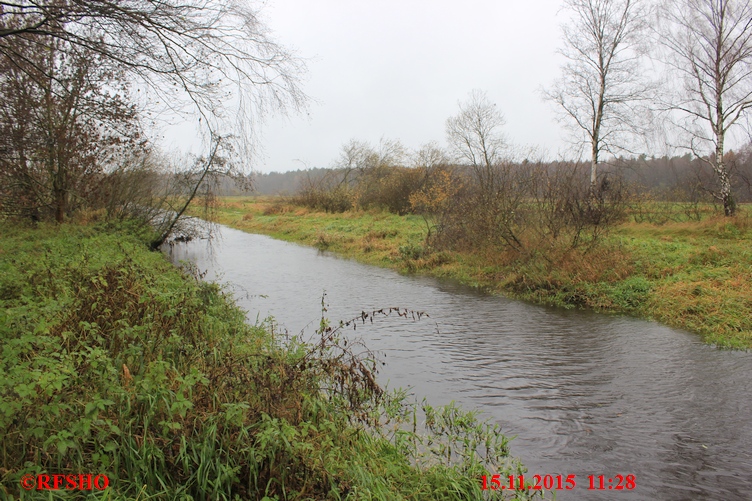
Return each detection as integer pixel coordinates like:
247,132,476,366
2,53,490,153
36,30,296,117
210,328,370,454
314,231,333,250
0,222,537,499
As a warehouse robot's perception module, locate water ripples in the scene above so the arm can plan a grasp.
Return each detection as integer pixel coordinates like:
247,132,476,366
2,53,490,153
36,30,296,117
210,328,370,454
168,227,752,500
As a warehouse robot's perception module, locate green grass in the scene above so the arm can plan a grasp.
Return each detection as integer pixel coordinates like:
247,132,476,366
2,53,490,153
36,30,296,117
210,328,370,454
201,198,427,267
201,197,752,349
0,220,539,500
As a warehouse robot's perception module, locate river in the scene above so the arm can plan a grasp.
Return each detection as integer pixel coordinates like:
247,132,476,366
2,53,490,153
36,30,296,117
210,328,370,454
166,225,752,500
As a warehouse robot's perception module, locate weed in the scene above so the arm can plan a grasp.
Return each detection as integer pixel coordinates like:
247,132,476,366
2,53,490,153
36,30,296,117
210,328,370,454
398,242,424,261
1,222,538,499
314,232,332,250
610,276,653,310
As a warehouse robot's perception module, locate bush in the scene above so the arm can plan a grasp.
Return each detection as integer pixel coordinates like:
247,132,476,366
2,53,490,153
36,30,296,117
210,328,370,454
432,162,630,256
292,172,354,213
354,166,424,214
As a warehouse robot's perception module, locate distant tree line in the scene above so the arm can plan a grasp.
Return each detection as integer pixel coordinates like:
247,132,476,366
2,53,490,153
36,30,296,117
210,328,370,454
247,151,752,203
282,143,751,252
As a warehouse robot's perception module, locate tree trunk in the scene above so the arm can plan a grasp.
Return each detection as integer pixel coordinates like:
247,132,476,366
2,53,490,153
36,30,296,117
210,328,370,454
715,129,735,216
149,136,222,250
589,138,599,201
591,71,606,195
55,190,65,222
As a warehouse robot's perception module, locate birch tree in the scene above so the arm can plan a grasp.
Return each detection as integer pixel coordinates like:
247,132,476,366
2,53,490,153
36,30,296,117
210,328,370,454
544,0,651,191
445,89,507,190
659,0,752,216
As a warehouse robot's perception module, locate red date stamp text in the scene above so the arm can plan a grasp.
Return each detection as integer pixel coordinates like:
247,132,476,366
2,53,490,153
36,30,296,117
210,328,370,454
481,474,636,491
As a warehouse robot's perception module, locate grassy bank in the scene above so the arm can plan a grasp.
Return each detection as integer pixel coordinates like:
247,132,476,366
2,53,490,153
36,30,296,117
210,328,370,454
202,198,752,350
0,221,537,500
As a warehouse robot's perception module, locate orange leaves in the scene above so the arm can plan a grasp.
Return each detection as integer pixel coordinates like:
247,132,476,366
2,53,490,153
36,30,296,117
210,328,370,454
409,169,461,216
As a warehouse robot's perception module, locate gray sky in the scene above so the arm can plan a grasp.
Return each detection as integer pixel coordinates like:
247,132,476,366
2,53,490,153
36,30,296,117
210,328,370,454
165,1,570,172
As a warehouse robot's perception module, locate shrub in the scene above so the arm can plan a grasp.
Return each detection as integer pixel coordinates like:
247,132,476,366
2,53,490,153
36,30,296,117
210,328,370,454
432,162,630,256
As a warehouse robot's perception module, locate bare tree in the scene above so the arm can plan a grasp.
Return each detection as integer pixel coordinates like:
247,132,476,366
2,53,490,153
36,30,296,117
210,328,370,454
0,1,305,134
334,137,407,186
0,1,306,239
543,0,651,191
0,36,142,222
409,142,454,244
412,141,450,171
411,141,450,192
658,0,752,216
444,91,531,251
445,89,507,189
336,139,374,187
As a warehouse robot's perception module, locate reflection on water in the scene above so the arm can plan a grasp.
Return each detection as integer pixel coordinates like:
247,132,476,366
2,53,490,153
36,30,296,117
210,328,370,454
167,227,752,500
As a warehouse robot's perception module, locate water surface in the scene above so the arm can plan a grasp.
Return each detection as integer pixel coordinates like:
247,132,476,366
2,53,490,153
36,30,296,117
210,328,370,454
168,226,752,500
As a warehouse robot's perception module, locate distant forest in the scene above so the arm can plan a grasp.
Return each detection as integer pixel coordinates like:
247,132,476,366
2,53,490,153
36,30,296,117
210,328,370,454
230,152,752,204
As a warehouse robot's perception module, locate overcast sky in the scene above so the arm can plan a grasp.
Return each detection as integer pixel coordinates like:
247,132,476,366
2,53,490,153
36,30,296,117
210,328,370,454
164,1,570,173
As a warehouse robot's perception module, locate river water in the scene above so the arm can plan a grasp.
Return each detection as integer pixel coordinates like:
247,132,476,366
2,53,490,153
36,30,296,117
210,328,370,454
166,225,752,500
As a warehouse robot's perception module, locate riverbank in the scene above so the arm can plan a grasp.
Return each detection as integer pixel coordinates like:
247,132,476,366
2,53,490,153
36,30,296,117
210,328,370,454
203,197,752,350
0,221,535,500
